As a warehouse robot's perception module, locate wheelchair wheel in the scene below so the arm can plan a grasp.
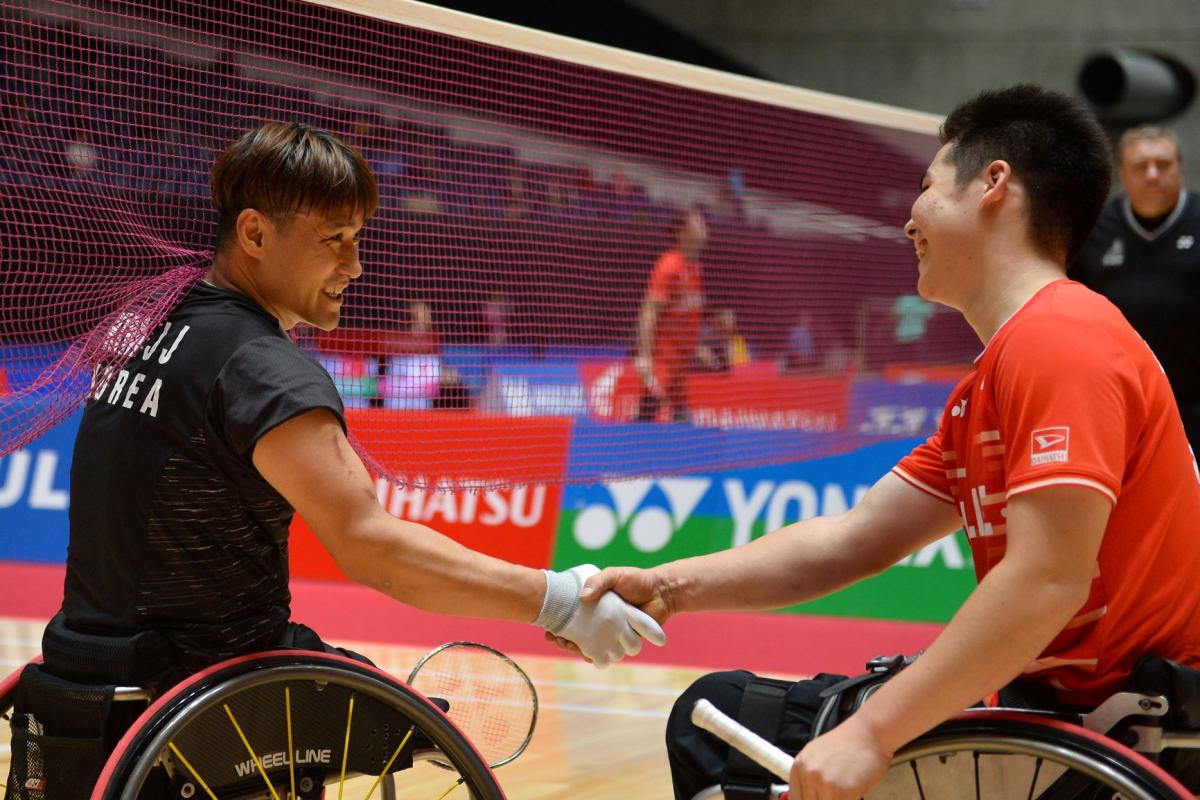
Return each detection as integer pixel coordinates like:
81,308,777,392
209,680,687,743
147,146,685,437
92,650,506,800
866,710,1193,800
1,668,18,792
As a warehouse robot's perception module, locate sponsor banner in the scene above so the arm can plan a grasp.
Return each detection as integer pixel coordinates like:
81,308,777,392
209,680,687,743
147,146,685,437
0,409,78,562
553,437,975,623
0,405,571,574
581,360,850,431
484,361,588,417
847,378,957,439
290,410,572,579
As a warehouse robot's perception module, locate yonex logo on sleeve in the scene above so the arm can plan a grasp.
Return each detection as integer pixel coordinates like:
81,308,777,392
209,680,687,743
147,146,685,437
1031,427,1070,465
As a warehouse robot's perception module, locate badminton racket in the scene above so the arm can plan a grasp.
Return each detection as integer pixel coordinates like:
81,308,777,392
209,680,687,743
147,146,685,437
407,641,537,772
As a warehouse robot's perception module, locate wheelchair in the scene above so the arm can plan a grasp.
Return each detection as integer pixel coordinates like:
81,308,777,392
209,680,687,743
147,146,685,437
693,663,1200,800
2,649,506,800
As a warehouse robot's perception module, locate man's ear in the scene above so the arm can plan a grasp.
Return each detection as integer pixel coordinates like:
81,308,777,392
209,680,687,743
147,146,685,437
235,208,269,258
978,159,1014,211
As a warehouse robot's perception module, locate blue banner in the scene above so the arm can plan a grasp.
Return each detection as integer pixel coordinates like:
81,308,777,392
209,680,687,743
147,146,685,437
0,410,78,562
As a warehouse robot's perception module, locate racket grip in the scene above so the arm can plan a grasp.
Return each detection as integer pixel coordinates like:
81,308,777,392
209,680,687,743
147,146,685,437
691,699,793,782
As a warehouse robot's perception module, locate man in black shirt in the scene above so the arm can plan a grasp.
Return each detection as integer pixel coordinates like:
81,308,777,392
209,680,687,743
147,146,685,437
1071,126,1200,453
12,123,663,797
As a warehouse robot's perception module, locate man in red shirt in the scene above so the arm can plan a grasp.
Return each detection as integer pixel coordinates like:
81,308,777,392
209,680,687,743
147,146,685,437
566,85,1200,799
636,209,707,422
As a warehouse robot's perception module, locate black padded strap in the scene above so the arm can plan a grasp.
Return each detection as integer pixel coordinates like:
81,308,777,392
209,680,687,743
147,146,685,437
722,677,791,800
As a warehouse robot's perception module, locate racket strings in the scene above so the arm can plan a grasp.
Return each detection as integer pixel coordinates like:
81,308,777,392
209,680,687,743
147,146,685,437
409,643,537,768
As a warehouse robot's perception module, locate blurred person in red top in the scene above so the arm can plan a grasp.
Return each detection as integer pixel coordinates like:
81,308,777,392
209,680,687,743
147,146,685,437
636,209,707,422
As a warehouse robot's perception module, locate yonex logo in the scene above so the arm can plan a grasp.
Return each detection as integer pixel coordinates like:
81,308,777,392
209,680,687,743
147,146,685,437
1177,235,1194,250
573,478,710,553
1031,426,1069,465
950,398,968,418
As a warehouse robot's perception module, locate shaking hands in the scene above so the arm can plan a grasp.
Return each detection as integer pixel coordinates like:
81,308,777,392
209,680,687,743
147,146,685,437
535,564,667,668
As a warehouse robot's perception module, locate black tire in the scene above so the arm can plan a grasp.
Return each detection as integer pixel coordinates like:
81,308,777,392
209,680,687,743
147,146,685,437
92,650,504,800
867,710,1192,800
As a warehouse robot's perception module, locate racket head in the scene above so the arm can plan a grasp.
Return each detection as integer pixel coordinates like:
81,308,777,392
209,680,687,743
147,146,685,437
407,641,538,769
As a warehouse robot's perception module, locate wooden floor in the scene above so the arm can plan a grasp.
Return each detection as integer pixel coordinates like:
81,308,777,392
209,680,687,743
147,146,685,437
0,614,773,799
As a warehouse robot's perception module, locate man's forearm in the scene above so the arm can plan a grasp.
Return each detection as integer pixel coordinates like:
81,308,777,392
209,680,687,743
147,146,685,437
840,557,1089,755
657,512,907,616
336,510,545,623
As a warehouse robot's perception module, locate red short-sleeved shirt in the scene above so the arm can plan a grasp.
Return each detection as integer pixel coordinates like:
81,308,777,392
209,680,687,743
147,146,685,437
894,280,1200,705
647,249,703,361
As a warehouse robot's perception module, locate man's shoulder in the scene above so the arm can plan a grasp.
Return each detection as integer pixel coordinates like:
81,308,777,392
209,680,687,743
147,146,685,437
1088,196,1128,236
1179,188,1200,224
994,284,1120,357
171,285,286,350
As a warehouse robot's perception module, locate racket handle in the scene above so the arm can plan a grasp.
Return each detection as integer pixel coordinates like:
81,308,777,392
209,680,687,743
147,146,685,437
691,699,793,782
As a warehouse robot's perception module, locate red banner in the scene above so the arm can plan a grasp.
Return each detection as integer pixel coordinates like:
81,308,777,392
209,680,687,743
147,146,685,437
290,411,571,580
581,360,850,431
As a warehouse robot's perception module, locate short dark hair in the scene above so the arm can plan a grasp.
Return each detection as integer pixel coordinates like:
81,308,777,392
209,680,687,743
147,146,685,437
1118,125,1182,164
940,85,1112,261
211,122,378,245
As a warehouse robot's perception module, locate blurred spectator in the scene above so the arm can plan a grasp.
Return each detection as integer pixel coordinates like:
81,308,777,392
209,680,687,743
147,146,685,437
716,169,747,222
891,293,935,362
432,364,472,410
781,310,820,374
636,209,707,422
482,292,511,348
547,170,574,215
376,301,443,409
1071,125,1200,452
699,308,751,372
405,142,442,214
349,111,405,206
504,165,528,219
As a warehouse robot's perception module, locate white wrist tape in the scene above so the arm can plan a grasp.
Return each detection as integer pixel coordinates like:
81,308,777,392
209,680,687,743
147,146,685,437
535,568,581,634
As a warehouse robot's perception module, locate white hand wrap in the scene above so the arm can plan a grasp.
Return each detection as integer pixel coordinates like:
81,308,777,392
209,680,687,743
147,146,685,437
535,565,590,635
535,564,667,668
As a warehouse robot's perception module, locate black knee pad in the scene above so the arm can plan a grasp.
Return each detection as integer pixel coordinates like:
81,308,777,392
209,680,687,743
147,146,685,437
667,670,755,753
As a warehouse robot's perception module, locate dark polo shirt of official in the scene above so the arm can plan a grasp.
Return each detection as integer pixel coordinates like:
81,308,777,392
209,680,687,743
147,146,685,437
1071,189,1200,453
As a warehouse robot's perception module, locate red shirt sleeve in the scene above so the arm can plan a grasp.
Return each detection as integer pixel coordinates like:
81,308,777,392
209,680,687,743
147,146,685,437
894,427,954,504
992,315,1137,504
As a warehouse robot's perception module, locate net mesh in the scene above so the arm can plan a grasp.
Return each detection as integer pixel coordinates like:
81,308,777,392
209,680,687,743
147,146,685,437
0,0,972,490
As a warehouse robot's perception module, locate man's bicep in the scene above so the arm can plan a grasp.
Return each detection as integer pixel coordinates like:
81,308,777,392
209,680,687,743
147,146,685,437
842,472,963,566
252,408,382,547
1003,485,1110,584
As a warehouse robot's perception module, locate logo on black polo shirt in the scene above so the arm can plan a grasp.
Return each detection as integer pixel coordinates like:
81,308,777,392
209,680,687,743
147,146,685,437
1031,427,1070,465
1101,238,1124,267
1177,235,1194,250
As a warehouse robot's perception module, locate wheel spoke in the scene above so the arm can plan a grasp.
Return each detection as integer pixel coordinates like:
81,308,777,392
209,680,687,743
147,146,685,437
224,703,283,800
362,725,415,800
908,759,925,800
1027,756,1043,800
166,741,221,800
285,687,296,800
